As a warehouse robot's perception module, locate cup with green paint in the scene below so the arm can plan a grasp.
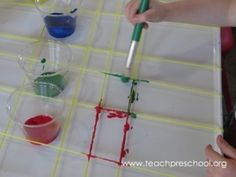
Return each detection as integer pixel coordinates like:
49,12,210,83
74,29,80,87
18,40,72,97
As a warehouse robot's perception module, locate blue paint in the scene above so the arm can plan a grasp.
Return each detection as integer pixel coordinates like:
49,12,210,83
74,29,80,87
44,14,77,38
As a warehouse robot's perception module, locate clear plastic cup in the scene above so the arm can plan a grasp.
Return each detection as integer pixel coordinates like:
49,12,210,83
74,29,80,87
6,82,65,144
32,0,48,3
35,0,81,38
18,40,72,96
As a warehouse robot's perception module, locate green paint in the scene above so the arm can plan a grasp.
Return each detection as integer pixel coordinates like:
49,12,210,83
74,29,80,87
103,72,123,78
103,72,130,82
41,58,46,71
33,82,60,97
121,76,130,83
136,92,139,101
138,79,149,83
103,72,149,84
41,58,46,63
127,80,136,114
130,90,136,103
103,72,149,115
36,72,66,90
130,113,137,119
34,72,66,97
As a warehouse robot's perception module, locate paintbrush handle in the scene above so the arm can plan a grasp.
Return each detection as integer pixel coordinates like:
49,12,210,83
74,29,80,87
132,0,149,41
126,0,149,69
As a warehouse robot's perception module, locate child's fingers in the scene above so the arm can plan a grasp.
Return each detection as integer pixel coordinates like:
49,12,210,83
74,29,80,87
125,0,141,24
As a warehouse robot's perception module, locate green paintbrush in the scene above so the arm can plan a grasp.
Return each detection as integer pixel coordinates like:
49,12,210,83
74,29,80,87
126,0,149,70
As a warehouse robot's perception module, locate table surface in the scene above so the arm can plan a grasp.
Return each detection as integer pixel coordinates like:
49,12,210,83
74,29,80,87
0,0,222,177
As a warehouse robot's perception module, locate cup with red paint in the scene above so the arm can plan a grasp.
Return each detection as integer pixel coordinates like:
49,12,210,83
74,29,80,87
18,40,72,97
6,82,65,145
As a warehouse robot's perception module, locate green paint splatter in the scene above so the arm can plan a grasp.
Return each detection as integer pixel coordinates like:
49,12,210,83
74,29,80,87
103,72,123,78
127,80,136,114
121,76,130,83
130,113,137,119
41,58,46,71
130,90,136,103
103,72,149,84
103,72,130,83
103,72,148,116
41,58,46,63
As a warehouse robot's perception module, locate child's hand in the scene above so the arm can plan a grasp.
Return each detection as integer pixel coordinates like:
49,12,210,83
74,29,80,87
205,135,236,177
125,0,166,28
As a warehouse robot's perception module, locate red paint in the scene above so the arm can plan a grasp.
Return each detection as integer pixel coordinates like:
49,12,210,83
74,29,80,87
102,107,128,119
103,106,131,164
118,115,130,165
121,148,129,159
23,115,60,145
87,104,102,160
87,103,132,166
87,154,120,165
124,122,130,131
107,111,127,119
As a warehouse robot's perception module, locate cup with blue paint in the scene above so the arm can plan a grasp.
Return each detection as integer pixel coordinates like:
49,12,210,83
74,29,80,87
35,0,81,38
18,40,72,96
